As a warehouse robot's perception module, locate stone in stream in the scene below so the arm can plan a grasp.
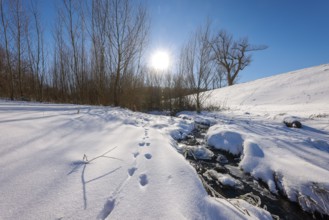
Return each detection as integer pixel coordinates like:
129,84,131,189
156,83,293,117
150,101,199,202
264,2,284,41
213,164,228,173
216,154,228,164
283,117,302,128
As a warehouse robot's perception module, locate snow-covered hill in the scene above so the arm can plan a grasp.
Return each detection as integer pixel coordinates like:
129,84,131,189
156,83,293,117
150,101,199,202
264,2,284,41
204,64,329,117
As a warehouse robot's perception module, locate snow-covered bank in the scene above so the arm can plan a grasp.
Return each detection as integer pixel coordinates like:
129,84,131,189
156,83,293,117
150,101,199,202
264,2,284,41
0,101,271,219
204,112,329,215
203,64,329,117
182,64,329,216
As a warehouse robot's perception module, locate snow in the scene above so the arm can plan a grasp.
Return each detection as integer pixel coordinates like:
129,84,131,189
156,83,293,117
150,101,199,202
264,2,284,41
175,143,214,160
0,101,270,219
1,63,329,218
207,126,244,155
204,169,243,188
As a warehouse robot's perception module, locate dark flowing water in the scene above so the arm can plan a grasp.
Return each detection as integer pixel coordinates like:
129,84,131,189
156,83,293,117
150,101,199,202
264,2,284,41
178,123,327,220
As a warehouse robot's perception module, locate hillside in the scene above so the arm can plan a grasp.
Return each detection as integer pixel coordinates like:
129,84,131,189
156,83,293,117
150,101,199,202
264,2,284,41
204,64,329,117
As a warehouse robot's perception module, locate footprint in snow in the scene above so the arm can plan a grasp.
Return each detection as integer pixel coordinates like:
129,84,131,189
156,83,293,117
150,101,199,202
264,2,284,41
98,198,115,220
146,143,150,146
144,153,152,159
139,142,145,147
133,152,139,158
139,174,148,186
167,175,173,184
128,167,137,176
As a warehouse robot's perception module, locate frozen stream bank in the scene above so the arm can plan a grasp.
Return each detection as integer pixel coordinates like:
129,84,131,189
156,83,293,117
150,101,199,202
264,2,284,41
174,117,329,220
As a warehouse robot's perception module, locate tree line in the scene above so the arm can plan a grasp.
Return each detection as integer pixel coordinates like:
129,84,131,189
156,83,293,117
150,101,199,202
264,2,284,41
0,0,266,113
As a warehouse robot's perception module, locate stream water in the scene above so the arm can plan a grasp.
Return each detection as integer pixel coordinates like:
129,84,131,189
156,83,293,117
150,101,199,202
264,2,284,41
178,122,327,220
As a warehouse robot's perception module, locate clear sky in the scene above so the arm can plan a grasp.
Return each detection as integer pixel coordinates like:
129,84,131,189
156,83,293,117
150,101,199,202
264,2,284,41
146,0,329,83
38,0,329,83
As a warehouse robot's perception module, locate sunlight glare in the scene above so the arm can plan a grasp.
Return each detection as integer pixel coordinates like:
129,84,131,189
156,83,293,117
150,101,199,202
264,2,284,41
151,51,170,71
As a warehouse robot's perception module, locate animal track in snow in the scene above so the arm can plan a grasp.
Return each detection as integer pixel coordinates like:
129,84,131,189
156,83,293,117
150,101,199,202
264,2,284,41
167,175,173,184
146,142,150,146
128,167,137,176
139,174,148,186
139,142,145,147
99,198,115,219
144,153,152,159
132,152,139,158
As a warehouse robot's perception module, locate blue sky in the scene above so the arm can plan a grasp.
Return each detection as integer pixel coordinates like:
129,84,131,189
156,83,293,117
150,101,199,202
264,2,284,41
38,0,329,83
146,0,329,82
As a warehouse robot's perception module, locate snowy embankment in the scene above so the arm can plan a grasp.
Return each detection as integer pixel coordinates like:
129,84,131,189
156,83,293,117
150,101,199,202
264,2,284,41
0,101,271,219
197,64,329,215
204,64,329,117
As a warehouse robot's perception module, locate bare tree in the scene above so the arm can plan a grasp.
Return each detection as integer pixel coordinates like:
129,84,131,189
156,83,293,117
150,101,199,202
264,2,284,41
212,65,226,89
106,0,149,106
172,71,189,111
211,30,267,86
26,0,46,101
10,0,29,98
143,68,163,110
90,0,111,104
78,1,88,102
0,0,14,99
62,0,81,101
162,71,174,112
180,23,215,113
53,11,71,101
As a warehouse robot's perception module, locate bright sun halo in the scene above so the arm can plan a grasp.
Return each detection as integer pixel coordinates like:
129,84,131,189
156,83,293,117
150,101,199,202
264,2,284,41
151,51,170,71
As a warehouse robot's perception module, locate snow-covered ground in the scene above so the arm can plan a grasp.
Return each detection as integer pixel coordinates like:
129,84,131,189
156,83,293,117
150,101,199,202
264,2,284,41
1,64,328,219
0,102,271,219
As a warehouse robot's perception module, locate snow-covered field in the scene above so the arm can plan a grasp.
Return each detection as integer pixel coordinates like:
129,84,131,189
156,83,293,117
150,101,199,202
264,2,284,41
0,102,271,219
1,64,329,219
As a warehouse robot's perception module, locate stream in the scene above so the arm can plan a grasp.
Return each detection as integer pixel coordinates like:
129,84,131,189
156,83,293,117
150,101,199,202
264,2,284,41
177,122,327,220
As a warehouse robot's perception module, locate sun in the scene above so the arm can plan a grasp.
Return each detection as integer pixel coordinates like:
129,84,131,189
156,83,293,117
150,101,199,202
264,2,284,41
151,50,170,71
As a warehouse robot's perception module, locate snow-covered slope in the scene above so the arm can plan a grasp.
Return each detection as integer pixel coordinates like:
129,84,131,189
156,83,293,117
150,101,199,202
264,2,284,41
204,64,329,117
